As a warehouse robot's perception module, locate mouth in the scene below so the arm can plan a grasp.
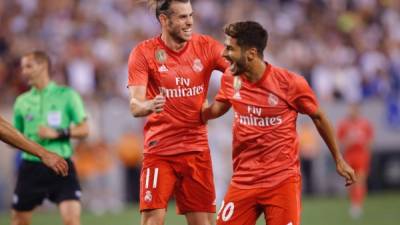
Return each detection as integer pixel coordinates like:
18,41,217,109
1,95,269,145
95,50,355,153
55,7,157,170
182,27,192,36
229,62,238,74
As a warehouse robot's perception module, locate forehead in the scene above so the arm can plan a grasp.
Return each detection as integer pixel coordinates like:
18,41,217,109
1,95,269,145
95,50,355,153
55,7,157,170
224,35,238,47
21,55,35,64
169,1,192,15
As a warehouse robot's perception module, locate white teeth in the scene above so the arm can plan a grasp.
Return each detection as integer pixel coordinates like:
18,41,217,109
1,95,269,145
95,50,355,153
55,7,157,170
230,63,236,72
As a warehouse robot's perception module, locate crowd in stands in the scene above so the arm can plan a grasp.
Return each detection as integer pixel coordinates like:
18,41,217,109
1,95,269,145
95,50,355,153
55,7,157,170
0,0,399,105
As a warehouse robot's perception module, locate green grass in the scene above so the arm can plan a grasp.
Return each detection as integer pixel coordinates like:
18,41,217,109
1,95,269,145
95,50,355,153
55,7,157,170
1,192,399,225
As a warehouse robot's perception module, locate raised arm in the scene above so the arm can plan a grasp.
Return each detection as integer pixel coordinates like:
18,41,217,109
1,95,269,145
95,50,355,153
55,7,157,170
0,116,68,176
129,86,166,117
201,100,231,123
309,109,356,186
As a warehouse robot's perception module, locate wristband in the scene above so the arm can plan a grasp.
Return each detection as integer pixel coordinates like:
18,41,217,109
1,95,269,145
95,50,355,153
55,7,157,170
57,128,70,139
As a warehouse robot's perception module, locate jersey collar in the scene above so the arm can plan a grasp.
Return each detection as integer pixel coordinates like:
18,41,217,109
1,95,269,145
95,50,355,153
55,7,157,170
31,81,57,94
242,62,272,86
157,35,191,56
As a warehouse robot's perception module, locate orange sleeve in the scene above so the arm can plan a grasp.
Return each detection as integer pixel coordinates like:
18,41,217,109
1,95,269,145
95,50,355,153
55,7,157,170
215,74,230,103
288,74,319,115
127,45,149,87
207,36,229,72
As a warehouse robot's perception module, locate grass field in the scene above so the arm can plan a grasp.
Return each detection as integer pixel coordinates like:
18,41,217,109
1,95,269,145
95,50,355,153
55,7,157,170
0,192,399,225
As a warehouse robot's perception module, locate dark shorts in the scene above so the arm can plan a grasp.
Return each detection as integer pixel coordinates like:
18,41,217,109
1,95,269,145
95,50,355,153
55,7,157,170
12,159,81,211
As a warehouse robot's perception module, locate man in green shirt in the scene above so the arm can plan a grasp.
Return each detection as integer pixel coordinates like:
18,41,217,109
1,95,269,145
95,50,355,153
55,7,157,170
0,115,68,176
11,51,89,225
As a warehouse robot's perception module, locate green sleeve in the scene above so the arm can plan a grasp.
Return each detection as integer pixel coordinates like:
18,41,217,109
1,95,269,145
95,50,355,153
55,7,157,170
13,99,24,132
67,90,87,124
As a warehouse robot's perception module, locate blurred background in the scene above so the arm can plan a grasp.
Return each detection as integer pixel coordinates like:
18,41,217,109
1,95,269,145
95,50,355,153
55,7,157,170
0,0,399,224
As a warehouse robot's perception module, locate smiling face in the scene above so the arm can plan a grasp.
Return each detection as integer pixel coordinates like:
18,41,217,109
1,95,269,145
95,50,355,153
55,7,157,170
223,35,248,76
161,1,193,44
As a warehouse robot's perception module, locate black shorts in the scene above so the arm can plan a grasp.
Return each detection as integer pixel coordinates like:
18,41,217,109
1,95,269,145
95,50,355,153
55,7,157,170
12,159,81,211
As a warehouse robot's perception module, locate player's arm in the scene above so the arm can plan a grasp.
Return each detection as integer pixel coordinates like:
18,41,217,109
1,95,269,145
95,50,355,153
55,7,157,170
129,86,166,117
309,109,356,186
0,116,68,176
201,100,231,123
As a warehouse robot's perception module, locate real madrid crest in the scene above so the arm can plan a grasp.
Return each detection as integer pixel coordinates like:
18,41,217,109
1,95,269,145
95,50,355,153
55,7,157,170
192,58,204,72
144,190,152,202
155,49,167,64
233,76,242,99
268,93,279,106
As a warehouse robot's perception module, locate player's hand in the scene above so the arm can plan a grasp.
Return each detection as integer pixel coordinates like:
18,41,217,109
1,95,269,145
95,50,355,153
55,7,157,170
41,152,69,176
200,99,209,124
150,94,166,114
336,158,357,186
38,126,59,139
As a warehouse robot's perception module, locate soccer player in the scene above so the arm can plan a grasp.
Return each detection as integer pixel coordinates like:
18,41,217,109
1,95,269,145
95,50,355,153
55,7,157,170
337,103,373,219
202,21,356,225
127,0,228,224
11,51,89,225
0,115,68,176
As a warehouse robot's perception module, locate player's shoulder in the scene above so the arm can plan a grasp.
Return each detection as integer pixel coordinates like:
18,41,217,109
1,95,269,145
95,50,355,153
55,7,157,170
270,64,307,86
131,36,160,54
360,117,373,126
137,36,159,48
270,64,299,81
191,33,219,46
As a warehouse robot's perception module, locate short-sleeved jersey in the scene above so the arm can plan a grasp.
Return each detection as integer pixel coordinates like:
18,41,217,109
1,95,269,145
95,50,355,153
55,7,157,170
128,34,227,155
216,63,319,189
337,117,373,154
13,82,87,161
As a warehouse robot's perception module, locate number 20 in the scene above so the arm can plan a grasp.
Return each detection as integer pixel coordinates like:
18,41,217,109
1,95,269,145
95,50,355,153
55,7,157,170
217,201,235,222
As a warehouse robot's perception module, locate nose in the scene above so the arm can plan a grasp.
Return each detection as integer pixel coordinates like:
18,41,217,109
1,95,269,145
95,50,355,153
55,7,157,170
186,15,193,26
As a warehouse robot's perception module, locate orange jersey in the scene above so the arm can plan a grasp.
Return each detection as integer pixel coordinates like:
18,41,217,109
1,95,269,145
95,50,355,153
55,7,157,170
337,118,373,154
216,63,318,189
128,34,227,155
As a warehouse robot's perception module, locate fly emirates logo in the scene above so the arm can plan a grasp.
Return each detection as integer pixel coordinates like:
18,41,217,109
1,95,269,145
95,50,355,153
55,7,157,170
235,105,283,127
159,77,204,98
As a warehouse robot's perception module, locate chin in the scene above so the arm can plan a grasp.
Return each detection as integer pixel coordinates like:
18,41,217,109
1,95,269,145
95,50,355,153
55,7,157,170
183,35,192,41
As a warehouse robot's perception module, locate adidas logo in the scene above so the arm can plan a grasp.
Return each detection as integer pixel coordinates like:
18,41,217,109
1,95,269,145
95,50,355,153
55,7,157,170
158,65,168,72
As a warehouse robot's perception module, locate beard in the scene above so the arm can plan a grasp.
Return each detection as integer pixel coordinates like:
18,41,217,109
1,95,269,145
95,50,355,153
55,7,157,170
229,54,247,76
167,21,191,44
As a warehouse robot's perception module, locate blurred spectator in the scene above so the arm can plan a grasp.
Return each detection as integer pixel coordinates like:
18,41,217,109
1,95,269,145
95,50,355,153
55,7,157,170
74,140,121,215
299,121,321,195
0,0,399,105
116,132,142,203
337,103,374,219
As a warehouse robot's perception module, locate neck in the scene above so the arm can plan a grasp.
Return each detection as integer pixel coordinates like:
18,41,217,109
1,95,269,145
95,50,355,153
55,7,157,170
35,76,50,90
244,59,266,83
161,32,187,52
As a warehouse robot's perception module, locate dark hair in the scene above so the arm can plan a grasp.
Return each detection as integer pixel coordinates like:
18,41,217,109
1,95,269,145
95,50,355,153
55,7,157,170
146,0,190,20
23,50,51,72
224,21,268,58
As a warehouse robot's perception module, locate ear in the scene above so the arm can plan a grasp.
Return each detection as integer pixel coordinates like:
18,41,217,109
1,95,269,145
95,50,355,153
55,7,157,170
246,48,258,61
159,14,168,26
